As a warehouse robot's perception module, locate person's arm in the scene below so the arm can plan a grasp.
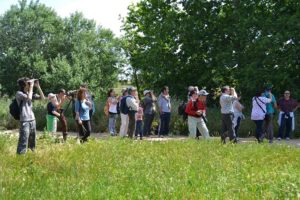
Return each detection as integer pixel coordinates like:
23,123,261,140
52,110,61,117
273,96,278,109
158,96,163,114
235,101,244,112
185,101,197,116
34,81,45,100
292,100,299,112
75,101,82,124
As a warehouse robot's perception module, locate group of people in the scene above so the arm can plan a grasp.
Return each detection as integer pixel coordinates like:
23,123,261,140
105,86,171,140
13,77,299,155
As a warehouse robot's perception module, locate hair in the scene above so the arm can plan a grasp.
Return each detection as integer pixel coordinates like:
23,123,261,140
77,88,86,101
161,86,169,93
58,89,66,94
107,89,114,97
80,83,87,88
255,89,264,97
221,86,230,93
17,77,30,92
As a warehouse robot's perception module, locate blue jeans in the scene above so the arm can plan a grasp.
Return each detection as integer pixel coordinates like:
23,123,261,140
253,120,264,142
17,120,36,154
159,112,171,136
234,117,241,138
135,120,143,138
278,113,292,138
108,113,117,135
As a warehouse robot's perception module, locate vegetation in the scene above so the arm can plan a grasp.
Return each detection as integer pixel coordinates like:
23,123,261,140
0,134,299,199
123,0,300,101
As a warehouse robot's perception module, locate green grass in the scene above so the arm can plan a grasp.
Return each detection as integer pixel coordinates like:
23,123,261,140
0,134,299,199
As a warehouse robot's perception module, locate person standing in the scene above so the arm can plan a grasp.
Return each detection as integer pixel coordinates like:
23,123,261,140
46,93,60,135
135,104,144,140
126,87,139,139
80,83,95,125
185,89,210,139
16,78,45,154
219,86,238,143
75,88,92,143
119,88,129,137
158,86,171,137
233,93,245,140
142,90,157,136
107,89,118,136
263,85,277,143
251,90,272,143
277,91,299,140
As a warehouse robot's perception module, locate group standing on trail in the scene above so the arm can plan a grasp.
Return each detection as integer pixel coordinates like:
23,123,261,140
10,77,299,154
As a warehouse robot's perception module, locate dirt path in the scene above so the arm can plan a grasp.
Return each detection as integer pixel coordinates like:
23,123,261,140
1,129,300,148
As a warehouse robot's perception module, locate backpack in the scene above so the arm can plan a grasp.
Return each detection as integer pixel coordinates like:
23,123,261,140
9,98,22,120
178,101,188,120
120,96,130,115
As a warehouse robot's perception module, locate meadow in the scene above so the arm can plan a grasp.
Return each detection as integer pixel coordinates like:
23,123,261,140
0,134,299,199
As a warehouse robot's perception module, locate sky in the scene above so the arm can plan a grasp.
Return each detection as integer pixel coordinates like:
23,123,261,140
0,0,140,36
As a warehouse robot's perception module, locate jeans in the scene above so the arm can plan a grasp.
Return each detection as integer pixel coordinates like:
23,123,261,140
187,116,210,139
143,113,155,136
77,120,91,142
128,112,136,138
159,112,171,136
221,113,236,143
263,114,274,141
119,113,129,137
17,120,36,154
278,113,292,138
108,113,117,136
234,117,241,138
135,120,143,138
253,120,264,142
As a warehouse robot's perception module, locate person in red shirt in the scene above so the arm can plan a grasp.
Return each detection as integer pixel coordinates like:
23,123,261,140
185,89,210,139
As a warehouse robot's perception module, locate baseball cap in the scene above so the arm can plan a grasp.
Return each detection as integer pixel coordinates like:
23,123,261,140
143,90,150,96
198,89,209,96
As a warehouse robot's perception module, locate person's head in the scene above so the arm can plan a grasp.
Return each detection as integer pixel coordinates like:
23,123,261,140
144,90,151,97
58,89,66,98
17,77,30,92
265,84,273,92
198,89,209,101
128,87,137,96
255,89,264,97
161,86,169,95
107,89,115,97
189,89,198,100
77,88,87,101
121,88,128,96
48,93,57,103
80,83,88,90
221,86,230,94
284,90,291,100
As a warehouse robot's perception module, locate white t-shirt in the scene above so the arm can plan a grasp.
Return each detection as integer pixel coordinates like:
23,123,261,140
251,96,271,120
108,97,118,113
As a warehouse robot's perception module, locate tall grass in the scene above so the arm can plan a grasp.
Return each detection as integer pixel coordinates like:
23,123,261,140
0,135,299,199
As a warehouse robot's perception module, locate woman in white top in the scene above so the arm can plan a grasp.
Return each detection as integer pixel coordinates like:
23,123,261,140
107,89,119,136
233,93,244,140
251,90,272,143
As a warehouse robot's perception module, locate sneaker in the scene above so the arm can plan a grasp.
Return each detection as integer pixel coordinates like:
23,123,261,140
286,137,290,141
277,137,282,141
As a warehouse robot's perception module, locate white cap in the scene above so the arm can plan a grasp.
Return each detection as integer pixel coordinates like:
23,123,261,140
143,90,150,96
198,89,209,96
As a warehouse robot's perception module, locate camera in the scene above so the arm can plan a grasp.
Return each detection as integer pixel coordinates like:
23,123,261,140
66,90,78,99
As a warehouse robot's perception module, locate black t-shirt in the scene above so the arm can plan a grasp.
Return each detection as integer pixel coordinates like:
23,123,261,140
47,102,56,116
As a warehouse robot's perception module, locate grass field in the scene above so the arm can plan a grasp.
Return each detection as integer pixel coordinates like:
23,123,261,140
0,134,300,199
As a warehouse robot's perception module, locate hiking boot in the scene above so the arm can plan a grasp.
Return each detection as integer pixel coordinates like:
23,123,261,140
277,137,282,141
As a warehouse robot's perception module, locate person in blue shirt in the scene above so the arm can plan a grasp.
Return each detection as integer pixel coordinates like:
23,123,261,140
263,84,277,143
75,88,93,143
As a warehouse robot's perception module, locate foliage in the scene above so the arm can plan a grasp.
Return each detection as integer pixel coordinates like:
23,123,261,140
0,0,125,97
0,135,300,199
123,0,300,101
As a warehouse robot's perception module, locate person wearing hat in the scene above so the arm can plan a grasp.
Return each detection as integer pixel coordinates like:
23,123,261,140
263,84,277,143
47,93,60,135
126,87,139,138
119,88,129,137
185,89,210,139
142,90,157,136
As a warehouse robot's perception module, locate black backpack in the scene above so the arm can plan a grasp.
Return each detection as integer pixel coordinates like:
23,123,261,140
120,96,130,115
9,98,22,120
178,101,188,120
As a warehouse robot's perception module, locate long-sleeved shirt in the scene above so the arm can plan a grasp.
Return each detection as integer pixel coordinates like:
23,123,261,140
185,99,206,118
126,95,138,112
158,94,171,113
143,96,156,114
220,94,237,114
